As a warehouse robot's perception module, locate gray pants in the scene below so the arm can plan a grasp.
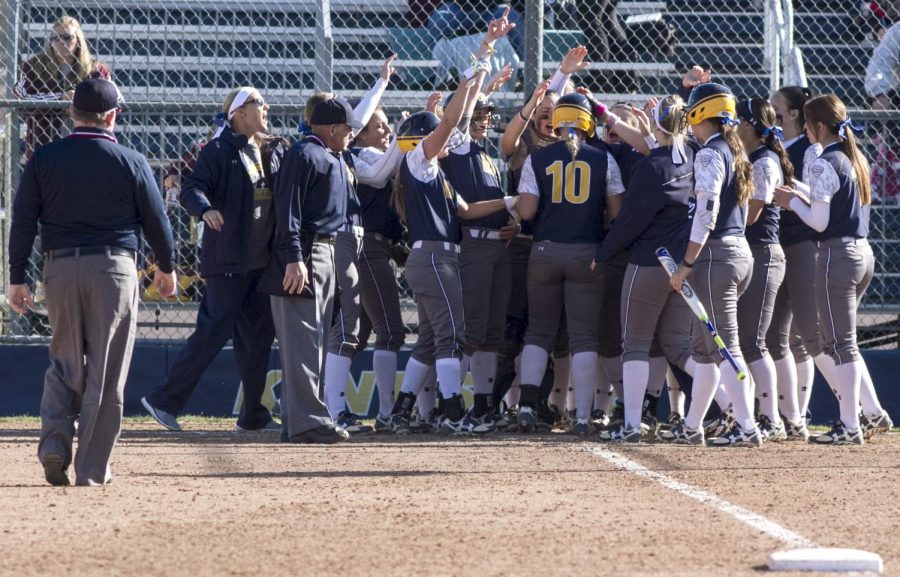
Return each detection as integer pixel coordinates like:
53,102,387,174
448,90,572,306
620,263,692,368
328,230,363,357
738,243,786,363
525,241,603,354
690,237,753,364
271,241,336,437
39,250,138,486
816,238,875,365
406,243,465,364
766,240,821,361
359,234,405,352
460,232,511,354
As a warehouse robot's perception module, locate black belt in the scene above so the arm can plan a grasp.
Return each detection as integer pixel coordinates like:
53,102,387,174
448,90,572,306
301,232,336,245
44,245,136,260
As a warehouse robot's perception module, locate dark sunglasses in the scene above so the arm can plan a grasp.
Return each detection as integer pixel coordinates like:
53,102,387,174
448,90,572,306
242,97,265,108
49,33,75,42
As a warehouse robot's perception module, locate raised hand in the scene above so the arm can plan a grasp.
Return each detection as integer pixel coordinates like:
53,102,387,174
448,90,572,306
425,91,442,113
486,63,514,93
381,54,397,82
485,7,516,43
682,65,712,89
560,45,590,74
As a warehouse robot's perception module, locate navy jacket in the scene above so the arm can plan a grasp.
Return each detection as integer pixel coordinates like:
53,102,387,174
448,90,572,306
9,127,175,284
181,127,282,276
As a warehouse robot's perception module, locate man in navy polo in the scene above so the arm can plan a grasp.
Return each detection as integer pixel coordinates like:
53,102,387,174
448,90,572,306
8,78,177,486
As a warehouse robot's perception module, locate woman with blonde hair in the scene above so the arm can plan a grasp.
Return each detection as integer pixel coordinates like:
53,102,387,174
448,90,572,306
14,15,110,157
774,94,893,444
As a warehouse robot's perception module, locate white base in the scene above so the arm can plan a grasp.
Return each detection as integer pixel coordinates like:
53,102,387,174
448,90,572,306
768,548,883,573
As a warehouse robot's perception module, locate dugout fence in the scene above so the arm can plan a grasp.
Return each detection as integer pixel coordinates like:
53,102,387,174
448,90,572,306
1,0,900,347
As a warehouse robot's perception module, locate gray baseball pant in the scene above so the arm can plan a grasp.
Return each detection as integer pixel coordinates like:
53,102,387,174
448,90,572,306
328,229,363,357
738,243,786,363
460,231,511,354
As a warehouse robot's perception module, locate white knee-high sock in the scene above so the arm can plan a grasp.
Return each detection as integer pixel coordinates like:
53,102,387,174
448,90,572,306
666,368,685,416
373,350,398,417
623,360,649,430
549,354,571,411
460,354,472,385
685,362,721,431
721,362,756,432
417,368,437,418
713,381,732,411
400,357,433,396
858,359,885,417
521,344,549,387
505,354,522,407
834,361,862,431
796,357,815,417
436,357,462,399
324,353,352,417
594,383,613,414
571,352,598,421
470,351,497,395
774,356,801,424
684,357,696,377
749,356,779,422
647,356,668,397
814,353,840,400
600,355,623,402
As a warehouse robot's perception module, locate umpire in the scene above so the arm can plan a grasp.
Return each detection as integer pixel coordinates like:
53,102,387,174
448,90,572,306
7,78,177,486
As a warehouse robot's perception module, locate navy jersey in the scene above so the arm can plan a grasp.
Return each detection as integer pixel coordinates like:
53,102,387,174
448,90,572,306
702,135,746,238
440,138,507,229
400,146,462,244
527,141,608,244
351,147,402,240
342,150,362,227
813,142,869,240
597,140,643,189
746,147,781,246
601,145,696,266
780,135,816,246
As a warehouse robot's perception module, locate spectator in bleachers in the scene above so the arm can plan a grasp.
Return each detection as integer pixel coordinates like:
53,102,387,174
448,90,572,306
13,15,110,159
422,1,524,58
866,21,900,109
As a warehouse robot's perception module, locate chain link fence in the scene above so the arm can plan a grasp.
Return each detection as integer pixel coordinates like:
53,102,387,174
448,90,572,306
1,0,899,348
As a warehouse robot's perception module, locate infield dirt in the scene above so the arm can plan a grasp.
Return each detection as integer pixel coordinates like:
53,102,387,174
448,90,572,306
1,422,897,577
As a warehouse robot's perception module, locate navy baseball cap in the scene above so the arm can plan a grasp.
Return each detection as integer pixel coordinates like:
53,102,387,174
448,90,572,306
310,97,362,130
73,78,122,113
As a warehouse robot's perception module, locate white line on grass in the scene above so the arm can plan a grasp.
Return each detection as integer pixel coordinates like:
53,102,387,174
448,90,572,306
584,446,817,549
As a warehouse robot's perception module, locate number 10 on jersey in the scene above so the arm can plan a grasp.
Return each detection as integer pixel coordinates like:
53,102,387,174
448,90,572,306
546,160,591,204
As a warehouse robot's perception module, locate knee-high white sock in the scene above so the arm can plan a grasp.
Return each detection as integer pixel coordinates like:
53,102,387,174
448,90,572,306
647,357,668,397
814,353,839,397
572,352,598,421
470,351,497,395
436,357,462,399
858,359,885,417
373,350,398,417
666,368,685,416
594,383,613,414
834,361,862,431
460,354,472,385
600,355,623,403
713,381,732,411
417,368,437,418
623,360,650,430
749,356,779,422
566,381,576,412
400,357,433,396
505,354,522,407
774,357,801,424
796,357,815,417
684,357,696,377
520,344,549,387
721,362,756,432
324,353,352,417
549,354,571,411
685,362,721,431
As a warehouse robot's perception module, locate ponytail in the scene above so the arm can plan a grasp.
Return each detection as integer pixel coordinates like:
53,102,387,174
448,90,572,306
564,127,581,161
391,170,407,223
805,94,871,206
843,132,872,205
719,122,754,206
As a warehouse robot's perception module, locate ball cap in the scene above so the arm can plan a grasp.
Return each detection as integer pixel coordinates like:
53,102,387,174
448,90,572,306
310,97,362,130
73,78,123,113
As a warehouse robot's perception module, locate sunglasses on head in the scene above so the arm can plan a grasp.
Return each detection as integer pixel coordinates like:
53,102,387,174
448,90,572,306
49,33,75,42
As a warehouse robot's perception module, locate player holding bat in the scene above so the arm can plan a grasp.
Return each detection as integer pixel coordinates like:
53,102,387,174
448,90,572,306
662,83,763,447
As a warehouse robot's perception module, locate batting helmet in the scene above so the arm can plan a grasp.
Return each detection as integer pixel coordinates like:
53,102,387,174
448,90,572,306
397,111,440,153
686,82,737,127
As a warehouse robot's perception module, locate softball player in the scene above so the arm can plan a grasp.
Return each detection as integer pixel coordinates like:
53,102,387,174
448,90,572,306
597,95,696,442
662,82,762,447
515,92,626,436
734,97,795,441
387,13,518,435
774,94,893,444
765,86,822,427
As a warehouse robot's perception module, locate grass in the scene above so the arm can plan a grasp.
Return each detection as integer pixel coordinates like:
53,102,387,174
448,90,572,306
0,415,238,425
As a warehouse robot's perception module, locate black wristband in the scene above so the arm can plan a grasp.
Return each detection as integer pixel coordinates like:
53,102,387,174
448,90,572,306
519,109,529,122
681,259,694,269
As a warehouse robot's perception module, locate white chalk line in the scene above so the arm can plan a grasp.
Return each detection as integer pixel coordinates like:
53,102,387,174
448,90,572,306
584,445,817,549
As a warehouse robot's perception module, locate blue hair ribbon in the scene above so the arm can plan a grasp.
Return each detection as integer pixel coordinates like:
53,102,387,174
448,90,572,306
720,113,741,127
838,117,863,140
761,125,783,141
213,111,227,127
298,120,311,135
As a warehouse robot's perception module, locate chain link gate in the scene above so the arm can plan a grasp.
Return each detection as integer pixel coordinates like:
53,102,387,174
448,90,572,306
1,0,899,348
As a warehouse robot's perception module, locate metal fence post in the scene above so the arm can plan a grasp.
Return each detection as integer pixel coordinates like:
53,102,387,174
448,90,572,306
524,0,543,97
1,0,21,335
315,0,334,94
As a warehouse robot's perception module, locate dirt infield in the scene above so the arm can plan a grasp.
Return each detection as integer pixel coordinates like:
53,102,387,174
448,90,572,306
0,422,897,577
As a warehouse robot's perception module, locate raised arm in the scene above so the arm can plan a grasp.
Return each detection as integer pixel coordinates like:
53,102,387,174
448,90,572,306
353,54,396,136
500,79,549,158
